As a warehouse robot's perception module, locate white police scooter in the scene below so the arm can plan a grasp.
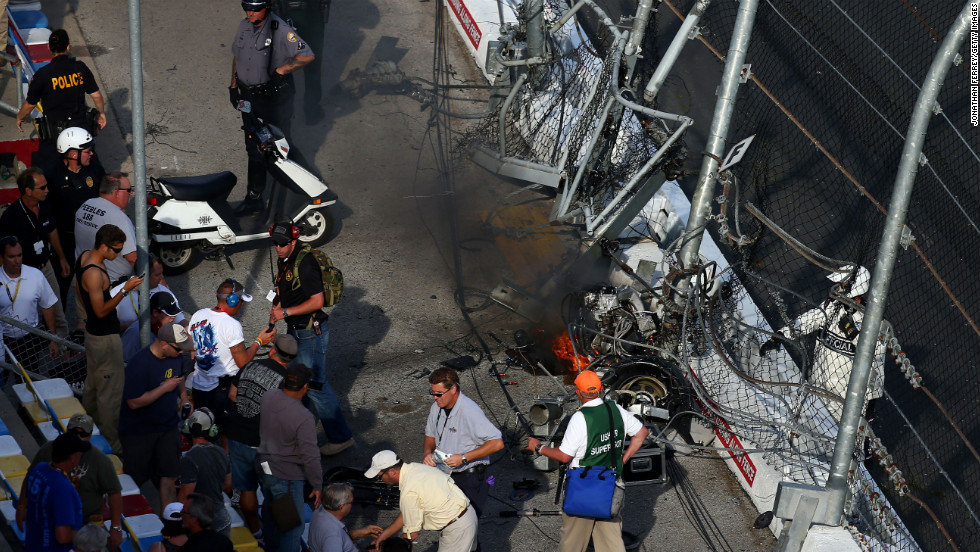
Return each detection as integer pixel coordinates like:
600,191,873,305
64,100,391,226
147,109,337,274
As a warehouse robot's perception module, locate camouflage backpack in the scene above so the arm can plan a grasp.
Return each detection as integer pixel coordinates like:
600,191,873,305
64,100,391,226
292,244,344,307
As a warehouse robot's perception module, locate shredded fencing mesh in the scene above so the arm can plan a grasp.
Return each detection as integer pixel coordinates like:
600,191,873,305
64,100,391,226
1,316,86,387
466,0,977,549
680,1,979,550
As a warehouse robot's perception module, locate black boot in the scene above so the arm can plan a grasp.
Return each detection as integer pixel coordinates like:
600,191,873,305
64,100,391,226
234,193,265,215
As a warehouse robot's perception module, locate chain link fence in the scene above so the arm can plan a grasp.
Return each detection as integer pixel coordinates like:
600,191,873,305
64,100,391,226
465,0,977,549
667,0,978,549
1,315,86,388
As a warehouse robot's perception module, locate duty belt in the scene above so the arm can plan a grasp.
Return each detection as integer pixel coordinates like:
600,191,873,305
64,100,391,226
238,78,291,98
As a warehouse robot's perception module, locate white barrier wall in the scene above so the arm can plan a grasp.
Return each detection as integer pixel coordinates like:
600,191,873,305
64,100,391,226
443,0,519,83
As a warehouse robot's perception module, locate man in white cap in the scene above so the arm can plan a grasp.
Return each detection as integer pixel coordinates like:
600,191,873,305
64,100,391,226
119,322,193,510
763,264,887,421
367,450,476,552
188,278,276,416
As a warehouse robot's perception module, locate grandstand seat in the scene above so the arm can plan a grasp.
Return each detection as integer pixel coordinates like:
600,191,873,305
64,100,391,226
0,455,30,478
117,474,140,496
120,513,164,538
0,436,22,457
0,501,26,543
23,396,85,425
119,535,162,552
13,379,73,406
89,434,113,455
9,10,48,29
230,525,260,549
0,418,8,437
227,503,245,527
102,494,154,519
0,476,25,501
106,454,123,474
6,2,43,12
37,420,70,442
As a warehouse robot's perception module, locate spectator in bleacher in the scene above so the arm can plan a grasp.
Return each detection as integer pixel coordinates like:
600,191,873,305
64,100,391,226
177,408,232,537
0,168,71,338
256,363,322,552
76,223,143,454
43,127,105,308
121,291,182,364
118,322,191,511
148,502,189,552
19,432,89,552
178,493,233,552
222,334,296,539
17,414,123,549
14,29,107,137
0,235,60,376
308,483,383,552
71,524,109,552
187,278,275,416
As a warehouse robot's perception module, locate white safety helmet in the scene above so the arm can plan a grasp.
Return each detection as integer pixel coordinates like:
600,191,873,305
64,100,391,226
827,264,870,298
56,127,94,154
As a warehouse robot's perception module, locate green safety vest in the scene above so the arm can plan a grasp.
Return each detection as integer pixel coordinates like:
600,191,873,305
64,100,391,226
579,400,625,474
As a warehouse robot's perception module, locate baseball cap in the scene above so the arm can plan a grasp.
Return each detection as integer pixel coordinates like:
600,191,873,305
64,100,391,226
364,450,400,479
574,370,602,393
163,502,184,521
183,408,216,436
52,432,91,463
151,292,182,317
283,364,313,390
157,322,194,352
269,221,296,246
66,413,94,435
274,335,298,360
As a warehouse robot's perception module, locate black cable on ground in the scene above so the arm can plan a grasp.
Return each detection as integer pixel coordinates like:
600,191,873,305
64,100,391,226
665,455,737,552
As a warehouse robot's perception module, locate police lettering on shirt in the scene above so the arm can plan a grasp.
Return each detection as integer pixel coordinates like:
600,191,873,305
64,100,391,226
51,72,85,90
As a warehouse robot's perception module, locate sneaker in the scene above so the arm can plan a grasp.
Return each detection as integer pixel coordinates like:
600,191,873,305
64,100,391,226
70,381,85,396
319,438,355,456
230,489,241,507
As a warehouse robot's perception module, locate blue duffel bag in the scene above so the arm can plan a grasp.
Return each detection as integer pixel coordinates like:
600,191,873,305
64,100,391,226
562,465,625,519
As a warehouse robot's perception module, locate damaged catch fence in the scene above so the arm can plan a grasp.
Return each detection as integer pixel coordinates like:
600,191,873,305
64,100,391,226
0,315,86,387
665,0,979,550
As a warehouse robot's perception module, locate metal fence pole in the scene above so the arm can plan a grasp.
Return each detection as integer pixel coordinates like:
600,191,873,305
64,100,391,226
128,0,151,347
824,0,975,519
673,0,759,305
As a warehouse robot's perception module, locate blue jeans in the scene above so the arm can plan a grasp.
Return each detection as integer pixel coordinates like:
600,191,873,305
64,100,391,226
259,474,305,552
289,325,353,443
228,439,259,492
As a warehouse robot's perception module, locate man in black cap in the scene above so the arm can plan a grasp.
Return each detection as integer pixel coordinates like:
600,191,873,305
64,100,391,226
223,334,296,538
121,291,183,363
17,414,123,548
256,363,322,551
20,433,90,551
268,221,353,456
119,322,193,510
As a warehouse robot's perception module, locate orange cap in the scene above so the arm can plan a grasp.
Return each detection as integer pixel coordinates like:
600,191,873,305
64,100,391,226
574,370,602,393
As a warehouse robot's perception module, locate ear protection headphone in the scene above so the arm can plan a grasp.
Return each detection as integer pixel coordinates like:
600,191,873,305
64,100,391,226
269,222,302,241
219,279,242,308
181,407,220,439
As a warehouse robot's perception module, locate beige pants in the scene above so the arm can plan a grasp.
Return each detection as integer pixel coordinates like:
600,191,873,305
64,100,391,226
82,332,125,454
437,507,478,552
39,260,69,338
559,513,626,552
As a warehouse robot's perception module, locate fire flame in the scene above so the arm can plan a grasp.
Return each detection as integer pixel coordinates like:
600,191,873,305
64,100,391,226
552,335,590,372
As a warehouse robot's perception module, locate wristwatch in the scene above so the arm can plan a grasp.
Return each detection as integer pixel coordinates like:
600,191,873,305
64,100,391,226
283,307,289,317
461,454,468,464
535,443,544,454
110,525,122,533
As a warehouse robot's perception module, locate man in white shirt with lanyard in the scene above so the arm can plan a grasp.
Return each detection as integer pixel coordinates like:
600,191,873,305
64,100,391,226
0,236,59,375
527,371,649,552
188,278,275,417
422,366,502,547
